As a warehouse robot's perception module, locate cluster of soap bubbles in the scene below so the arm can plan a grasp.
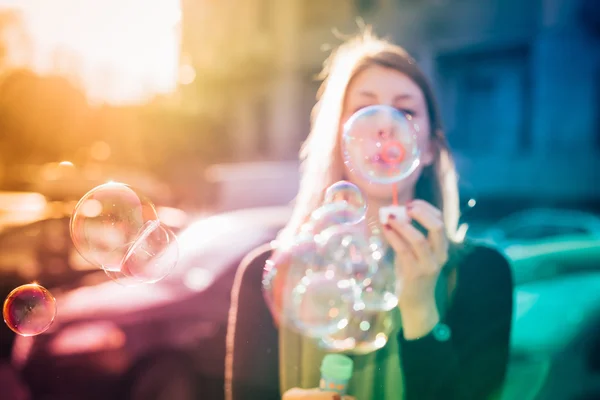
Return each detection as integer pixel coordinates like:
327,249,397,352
263,105,422,354
3,182,178,337
263,180,398,354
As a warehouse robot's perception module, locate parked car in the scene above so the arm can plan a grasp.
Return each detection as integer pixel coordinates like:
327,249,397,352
503,271,600,400
12,207,291,400
477,208,600,247
204,162,299,212
474,208,600,284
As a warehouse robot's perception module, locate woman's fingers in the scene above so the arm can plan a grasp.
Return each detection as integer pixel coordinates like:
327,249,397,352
409,199,442,218
386,216,433,268
381,223,416,275
407,203,448,265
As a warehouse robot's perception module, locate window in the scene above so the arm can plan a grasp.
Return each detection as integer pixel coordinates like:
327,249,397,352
436,46,532,154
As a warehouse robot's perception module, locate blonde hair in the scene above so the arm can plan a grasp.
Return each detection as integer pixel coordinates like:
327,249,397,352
279,29,461,246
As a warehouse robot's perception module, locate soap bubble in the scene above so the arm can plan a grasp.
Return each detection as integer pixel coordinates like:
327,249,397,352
70,182,159,268
318,307,397,354
3,284,56,337
310,202,364,235
288,270,358,337
316,224,377,284
324,181,367,218
263,232,323,322
342,105,421,185
70,182,178,284
359,254,398,312
102,220,179,285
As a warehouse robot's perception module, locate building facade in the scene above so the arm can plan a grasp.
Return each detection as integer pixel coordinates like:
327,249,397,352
181,0,600,204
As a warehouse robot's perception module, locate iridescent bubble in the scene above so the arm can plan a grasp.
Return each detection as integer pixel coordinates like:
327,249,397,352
103,220,179,285
310,202,365,235
3,284,56,337
288,270,358,337
70,182,159,268
263,232,323,323
316,224,378,284
359,254,398,312
70,182,178,285
342,105,421,185
324,181,367,218
318,307,397,354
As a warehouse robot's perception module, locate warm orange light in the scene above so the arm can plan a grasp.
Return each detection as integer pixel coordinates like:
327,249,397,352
5,0,182,105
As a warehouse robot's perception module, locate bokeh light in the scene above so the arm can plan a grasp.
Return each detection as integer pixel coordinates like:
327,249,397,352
3,0,182,105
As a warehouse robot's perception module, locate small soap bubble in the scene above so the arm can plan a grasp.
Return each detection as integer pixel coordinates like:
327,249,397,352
324,181,367,218
342,105,421,185
3,284,56,337
310,202,365,235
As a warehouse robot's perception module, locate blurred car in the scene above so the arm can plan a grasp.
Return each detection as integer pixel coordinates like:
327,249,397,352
474,208,600,284
478,208,600,246
0,206,190,289
503,270,600,400
12,207,291,400
204,162,300,212
31,162,175,206
0,217,92,289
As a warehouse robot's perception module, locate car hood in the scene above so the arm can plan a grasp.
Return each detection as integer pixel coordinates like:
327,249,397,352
55,277,196,323
512,273,600,353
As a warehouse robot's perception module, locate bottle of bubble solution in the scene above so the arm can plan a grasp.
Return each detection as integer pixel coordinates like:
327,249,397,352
320,354,354,396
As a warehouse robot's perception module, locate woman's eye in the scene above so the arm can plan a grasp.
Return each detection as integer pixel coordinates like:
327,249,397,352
398,108,416,117
398,108,415,117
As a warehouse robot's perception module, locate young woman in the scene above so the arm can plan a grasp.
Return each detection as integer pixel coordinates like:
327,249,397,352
225,29,513,400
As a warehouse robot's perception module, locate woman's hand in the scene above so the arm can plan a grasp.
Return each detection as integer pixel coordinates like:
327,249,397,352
381,200,449,340
282,388,355,400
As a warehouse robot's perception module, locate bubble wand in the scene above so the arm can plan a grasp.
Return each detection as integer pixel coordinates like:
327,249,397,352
379,141,409,223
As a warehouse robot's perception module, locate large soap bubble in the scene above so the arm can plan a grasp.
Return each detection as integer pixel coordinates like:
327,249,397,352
288,270,358,337
70,182,178,285
318,307,397,354
316,224,377,285
342,105,421,185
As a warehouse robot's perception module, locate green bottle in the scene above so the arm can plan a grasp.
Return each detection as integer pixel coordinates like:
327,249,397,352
319,354,354,396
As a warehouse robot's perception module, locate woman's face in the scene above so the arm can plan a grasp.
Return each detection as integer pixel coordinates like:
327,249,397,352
340,65,434,202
